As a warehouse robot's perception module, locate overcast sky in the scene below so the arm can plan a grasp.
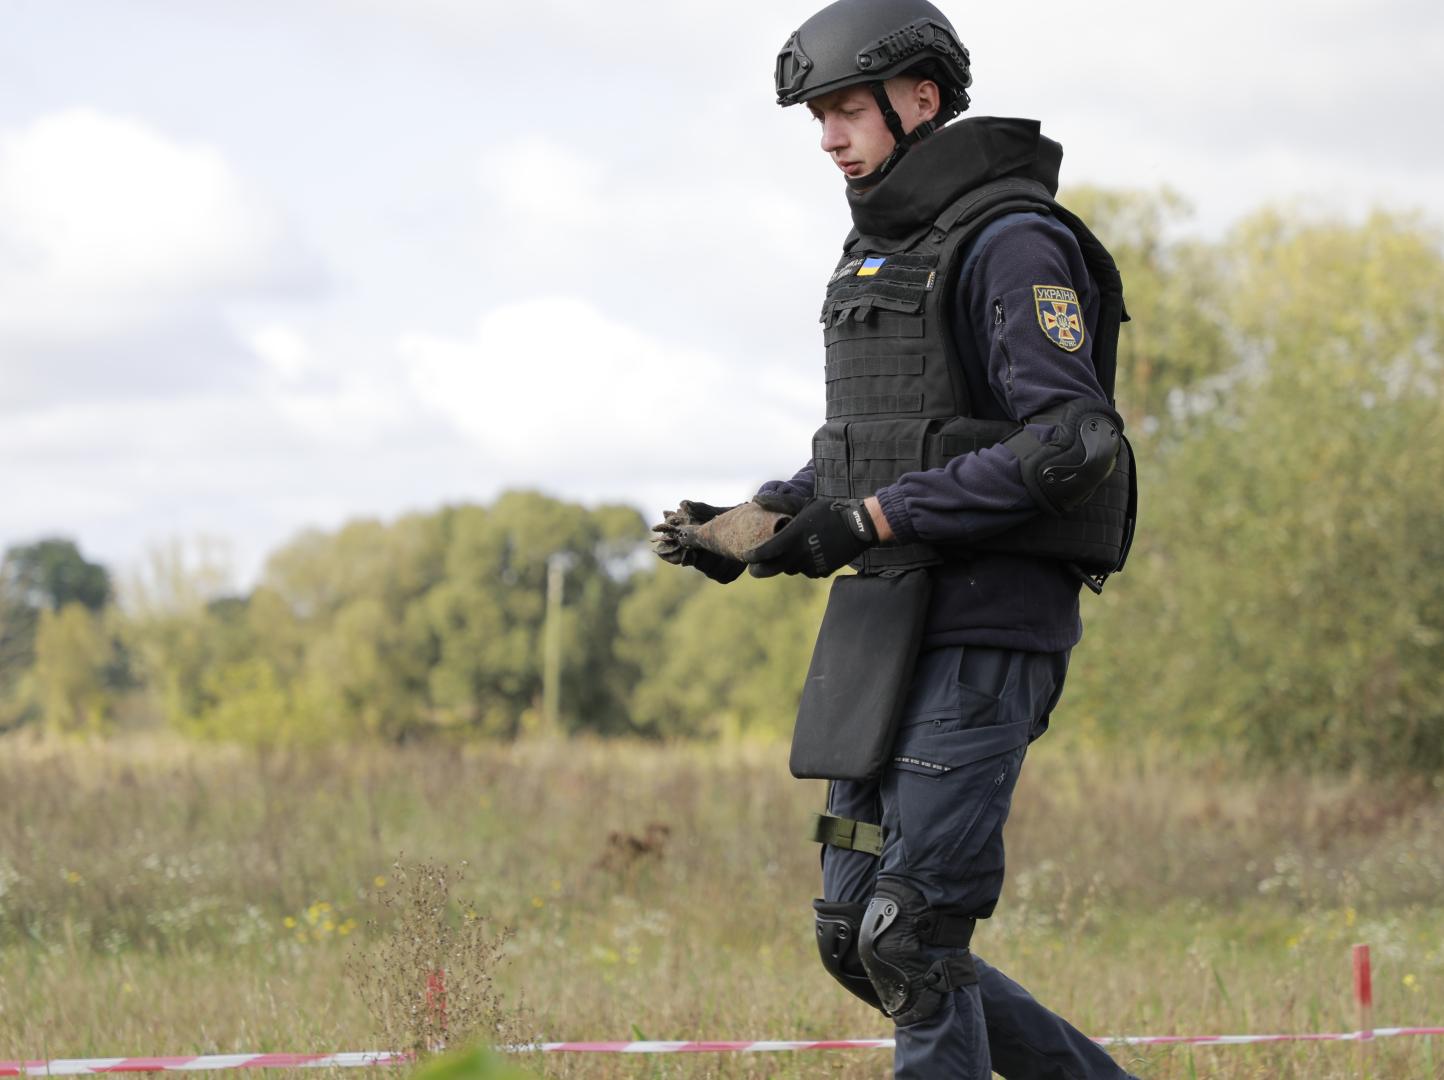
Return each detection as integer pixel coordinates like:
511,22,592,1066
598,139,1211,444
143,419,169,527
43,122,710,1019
3,0,1441,587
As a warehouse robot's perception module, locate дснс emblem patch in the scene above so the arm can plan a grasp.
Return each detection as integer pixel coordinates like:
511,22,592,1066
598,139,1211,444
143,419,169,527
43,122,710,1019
1033,285,1085,352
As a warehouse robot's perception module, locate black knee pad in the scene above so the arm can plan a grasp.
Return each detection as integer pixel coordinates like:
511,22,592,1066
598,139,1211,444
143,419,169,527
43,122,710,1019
858,880,978,1026
812,900,885,1012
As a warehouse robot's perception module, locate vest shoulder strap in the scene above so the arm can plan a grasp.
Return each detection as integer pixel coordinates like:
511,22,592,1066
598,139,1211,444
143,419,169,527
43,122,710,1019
931,175,1056,236
931,176,1126,402
1045,202,1126,400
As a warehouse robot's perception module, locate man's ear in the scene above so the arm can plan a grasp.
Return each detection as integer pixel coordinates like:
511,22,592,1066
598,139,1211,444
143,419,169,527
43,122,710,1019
915,78,941,124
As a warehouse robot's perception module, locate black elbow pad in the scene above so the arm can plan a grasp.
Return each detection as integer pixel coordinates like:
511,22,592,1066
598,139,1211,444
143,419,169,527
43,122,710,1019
1006,399,1124,516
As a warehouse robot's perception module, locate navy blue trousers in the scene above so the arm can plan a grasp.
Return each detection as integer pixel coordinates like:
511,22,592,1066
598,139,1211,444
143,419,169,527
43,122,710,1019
823,646,1134,1079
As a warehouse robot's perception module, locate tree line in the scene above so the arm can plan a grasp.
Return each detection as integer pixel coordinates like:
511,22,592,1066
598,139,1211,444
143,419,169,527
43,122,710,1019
2,191,1441,773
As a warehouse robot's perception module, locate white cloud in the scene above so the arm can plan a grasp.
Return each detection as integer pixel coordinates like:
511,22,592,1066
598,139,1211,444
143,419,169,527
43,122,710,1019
240,321,435,448
0,385,471,587
482,132,831,259
479,137,605,229
472,132,842,362
0,109,303,344
404,296,728,471
401,295,815,498
270,376,419,448
249,323,315,381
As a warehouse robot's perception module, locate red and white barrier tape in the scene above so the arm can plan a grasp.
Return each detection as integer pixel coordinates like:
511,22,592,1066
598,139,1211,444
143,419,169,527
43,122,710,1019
0,1055,404,1077
1100,1027,1444,1046
5,1030,1444,1073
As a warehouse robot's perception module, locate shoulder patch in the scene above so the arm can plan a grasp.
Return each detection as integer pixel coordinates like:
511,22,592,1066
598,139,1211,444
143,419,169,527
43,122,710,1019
1033,285,1085,352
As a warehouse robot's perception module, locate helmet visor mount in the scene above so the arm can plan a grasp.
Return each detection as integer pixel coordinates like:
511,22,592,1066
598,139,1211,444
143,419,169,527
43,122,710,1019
775,31,814,105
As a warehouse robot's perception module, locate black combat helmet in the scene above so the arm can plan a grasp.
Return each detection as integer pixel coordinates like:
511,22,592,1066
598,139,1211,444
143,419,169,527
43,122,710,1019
775,0,972,187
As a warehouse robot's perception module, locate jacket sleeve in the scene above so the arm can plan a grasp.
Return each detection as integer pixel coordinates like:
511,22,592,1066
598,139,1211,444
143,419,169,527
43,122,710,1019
873,213,1110,545
756,460,817,501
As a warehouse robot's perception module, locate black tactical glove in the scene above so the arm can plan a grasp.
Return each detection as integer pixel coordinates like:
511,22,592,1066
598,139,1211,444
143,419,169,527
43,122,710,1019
751,491,807,517
652,500,746,584
748,497,878,579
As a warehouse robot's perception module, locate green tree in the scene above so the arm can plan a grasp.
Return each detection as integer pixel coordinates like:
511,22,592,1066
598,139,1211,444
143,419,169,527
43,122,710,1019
0,538,114,728
1061,186,1232,433
33,603,114,734
1069,207,1444,774
620,568,829,739
0,537,111,612
186,657,334,748
251,493,648,741
120,539,241,732
422,494,647,738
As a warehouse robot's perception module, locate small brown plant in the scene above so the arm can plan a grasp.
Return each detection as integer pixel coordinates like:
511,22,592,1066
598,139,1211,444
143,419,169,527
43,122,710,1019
593,821,670,874
345,857,535,1061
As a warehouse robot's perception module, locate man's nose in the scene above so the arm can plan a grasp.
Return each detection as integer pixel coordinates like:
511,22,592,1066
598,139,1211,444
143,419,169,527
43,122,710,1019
819,117,848,154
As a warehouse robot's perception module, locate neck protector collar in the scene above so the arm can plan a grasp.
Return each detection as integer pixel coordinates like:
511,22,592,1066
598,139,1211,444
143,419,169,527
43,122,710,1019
846,116,1062,238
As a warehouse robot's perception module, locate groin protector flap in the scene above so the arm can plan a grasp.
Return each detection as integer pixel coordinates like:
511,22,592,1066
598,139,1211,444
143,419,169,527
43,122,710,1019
789,569,932,781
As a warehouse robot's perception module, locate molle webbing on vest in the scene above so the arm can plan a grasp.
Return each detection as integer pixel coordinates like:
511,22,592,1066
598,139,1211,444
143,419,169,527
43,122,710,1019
983,439,1134,586
811,175,1131,578
824,252,936,303
825,354,926,381
826,392,924,419
814,418,1019,499
824,314,925,345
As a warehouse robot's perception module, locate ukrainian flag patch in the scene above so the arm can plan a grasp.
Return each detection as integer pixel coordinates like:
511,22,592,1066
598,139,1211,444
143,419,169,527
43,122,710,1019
1033,285,1085,352
856,257,887,277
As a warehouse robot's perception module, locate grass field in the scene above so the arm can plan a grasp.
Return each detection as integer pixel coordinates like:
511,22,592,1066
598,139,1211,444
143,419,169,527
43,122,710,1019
2,734,1442,1078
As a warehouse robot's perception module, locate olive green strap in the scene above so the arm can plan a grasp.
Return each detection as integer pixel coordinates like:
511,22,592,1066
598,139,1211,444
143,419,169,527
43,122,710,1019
810,812,883,856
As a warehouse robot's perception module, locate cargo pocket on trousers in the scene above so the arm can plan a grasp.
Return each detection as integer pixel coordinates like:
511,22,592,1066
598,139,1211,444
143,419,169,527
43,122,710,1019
889,715,1032,873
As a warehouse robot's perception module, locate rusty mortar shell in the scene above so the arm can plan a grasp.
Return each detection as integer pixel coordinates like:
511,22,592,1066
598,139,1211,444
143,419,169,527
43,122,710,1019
658,502,792,562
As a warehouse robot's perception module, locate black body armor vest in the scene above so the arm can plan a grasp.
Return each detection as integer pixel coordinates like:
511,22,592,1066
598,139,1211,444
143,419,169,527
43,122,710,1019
814,153,1135,585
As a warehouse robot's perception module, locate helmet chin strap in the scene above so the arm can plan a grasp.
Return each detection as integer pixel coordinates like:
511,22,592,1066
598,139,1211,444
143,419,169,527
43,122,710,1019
844,81,939,191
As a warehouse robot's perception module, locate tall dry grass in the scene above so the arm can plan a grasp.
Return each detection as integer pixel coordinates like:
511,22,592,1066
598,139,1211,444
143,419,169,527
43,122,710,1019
1,733,1441,1077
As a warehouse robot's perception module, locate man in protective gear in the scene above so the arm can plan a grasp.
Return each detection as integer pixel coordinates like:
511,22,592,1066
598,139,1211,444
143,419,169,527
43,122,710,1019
657,0,1138,1075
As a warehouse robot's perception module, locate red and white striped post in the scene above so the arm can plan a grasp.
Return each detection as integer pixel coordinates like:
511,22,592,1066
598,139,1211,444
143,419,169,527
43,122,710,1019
1353,944,1373,1037
1353,943,1374,1075
425,969,448,1051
